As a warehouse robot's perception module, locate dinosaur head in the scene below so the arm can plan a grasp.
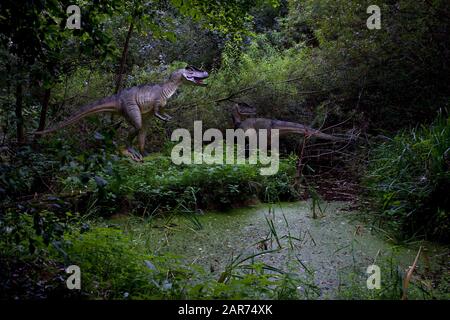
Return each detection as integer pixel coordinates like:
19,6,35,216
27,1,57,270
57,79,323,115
235,102,257,116
172,65,209,86
231,103,257,127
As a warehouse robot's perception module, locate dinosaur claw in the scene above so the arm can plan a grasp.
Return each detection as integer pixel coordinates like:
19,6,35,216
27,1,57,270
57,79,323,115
155,113,170,122
130,154,140,162
128,147,143,162
121,148,143,162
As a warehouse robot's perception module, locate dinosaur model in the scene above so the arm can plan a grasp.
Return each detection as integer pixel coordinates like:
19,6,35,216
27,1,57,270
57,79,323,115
231,102,342,145
36,66,209,160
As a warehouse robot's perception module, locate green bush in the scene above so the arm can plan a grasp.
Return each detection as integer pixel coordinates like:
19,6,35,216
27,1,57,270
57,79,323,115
0,146,58,197
61,227,175,299
71,153,299,215
364,114,450,241
0,209,77,299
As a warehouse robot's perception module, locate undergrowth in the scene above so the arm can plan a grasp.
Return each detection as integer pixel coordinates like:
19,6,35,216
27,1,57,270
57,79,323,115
364,113,450,242
0,211,311,299
336,251,450,300
64,152,299,216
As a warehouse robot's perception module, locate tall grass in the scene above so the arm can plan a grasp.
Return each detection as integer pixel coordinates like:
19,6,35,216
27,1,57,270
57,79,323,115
364,113,450,242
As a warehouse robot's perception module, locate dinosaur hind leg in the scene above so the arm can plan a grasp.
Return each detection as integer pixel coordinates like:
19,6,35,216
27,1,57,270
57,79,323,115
122,104,144,161
127,127,139,148
124,128,143,161
137,129,148,157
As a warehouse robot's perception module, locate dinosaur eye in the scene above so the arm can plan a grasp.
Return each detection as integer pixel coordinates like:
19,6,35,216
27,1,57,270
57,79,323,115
186,66,193,71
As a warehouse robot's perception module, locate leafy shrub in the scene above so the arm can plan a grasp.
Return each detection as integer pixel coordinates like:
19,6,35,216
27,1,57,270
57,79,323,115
0,146,58,197
92,153,299,215
61,227,173,299
0,210,76,299
0,126,120,202
261,154,298,202
364,114,450,241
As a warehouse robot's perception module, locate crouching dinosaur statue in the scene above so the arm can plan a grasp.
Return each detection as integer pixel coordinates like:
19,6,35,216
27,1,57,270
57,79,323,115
35,66,209,160
231,103,343,146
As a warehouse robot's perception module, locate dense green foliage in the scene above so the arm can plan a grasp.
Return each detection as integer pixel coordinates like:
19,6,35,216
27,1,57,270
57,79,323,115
1,0,449,300
166,0,450,132
365,114,450,241
94,154,298,213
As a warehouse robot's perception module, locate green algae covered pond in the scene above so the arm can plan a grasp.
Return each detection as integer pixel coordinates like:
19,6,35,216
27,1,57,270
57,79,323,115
111,201,449,299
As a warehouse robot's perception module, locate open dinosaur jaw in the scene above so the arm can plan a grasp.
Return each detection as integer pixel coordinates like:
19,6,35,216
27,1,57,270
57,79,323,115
194,77,208,86
185,75,209,86
188,75,208,86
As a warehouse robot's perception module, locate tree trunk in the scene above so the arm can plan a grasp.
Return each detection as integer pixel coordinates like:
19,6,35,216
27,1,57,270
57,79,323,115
15,83,25,144
115,22,134,94
37,88,51,132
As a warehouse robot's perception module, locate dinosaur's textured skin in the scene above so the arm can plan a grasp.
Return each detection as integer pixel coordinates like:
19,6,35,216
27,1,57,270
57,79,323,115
36,66,208,159
231,103,341,145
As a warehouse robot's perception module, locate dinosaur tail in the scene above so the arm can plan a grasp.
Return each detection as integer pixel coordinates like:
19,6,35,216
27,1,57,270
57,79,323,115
35,96,119,135
271,120,340,141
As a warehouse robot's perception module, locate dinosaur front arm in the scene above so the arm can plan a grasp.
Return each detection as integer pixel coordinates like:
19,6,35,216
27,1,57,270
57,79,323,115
162,113,172,120
153,105,171,121
155,112,169,121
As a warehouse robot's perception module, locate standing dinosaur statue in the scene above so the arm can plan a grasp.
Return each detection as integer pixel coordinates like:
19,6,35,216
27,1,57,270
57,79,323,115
35,66,209,160
231,103,342,146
